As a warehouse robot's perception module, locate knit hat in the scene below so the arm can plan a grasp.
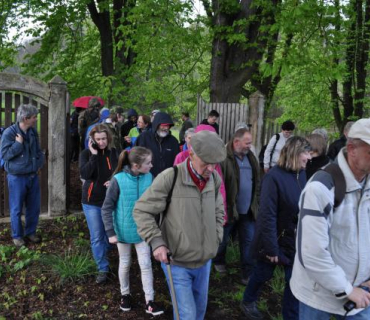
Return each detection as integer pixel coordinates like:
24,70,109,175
348,118,370,145
191,131,226,164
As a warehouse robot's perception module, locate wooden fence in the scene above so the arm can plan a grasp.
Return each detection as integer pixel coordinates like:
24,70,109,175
0,92,49,217
197,97,249,143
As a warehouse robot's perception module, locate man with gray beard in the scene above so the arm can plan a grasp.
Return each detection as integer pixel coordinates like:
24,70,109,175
136,112,180,177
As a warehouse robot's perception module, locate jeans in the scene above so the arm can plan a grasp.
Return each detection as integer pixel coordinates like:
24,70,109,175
7,174,40,239
213,213,255,277
299,302,370,319
161,260,211,320
82,204,109,272
117,241,154,303
243,260,298,320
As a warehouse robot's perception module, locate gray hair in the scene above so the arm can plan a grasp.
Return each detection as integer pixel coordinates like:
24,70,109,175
312,128,328,142
17,104,38,123
185,128,195,138
234,122,251,132
344,121,355,136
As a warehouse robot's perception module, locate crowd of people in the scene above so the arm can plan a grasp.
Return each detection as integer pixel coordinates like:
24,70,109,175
1,101,370,320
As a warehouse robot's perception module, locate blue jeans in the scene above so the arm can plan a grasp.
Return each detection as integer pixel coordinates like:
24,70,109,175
213,213,255,277
243,260,298,320
299,302,370,320
82,204,109,272
161,260,211,320
7,174,40,239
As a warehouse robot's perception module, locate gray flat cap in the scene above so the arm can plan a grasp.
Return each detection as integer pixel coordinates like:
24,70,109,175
191,131,226,164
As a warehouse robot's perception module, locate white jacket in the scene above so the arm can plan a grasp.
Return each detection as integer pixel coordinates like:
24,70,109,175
290,149,370,316
263,132,289,169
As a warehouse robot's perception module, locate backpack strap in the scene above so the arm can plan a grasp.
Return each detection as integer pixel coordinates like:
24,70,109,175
158,166,178,227
269,133,280,168
323,163,346,209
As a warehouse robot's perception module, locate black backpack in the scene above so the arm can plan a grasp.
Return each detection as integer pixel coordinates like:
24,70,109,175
259,133,280,169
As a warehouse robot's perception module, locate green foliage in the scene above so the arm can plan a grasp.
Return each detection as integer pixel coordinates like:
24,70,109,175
41,248,96,283
225,240,241,265
270,266,285,296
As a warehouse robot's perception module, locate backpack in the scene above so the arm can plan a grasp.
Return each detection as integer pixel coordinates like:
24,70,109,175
322,163,346,209
259,133,280,169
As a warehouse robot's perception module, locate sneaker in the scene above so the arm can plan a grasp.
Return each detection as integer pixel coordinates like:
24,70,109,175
13,238,25,247
96,272,108,284
240,301,264,320
145,300,164,316
214,264,227,273
25,234,41,243
120,294,132,312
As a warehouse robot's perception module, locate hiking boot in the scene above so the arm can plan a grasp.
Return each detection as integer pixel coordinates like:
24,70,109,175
145,300,164,316
214,264,227,273
96,272,108,284
240,301,264,320
13,238,25,247
120,294,132,312
25,234,41,244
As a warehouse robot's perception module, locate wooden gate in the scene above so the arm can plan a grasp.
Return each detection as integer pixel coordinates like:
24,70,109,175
197,92,265,154
0,73,68,218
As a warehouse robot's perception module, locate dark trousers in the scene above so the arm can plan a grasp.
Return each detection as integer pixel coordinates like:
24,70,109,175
213,213,255,278
70,133,80,162
243,260,298,320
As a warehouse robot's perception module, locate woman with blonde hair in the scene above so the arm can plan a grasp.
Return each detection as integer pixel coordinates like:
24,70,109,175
79,124,118,284
241,136,311,320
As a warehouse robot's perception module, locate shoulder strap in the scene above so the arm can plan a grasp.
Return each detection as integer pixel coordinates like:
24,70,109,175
323,163,346,209
159,166,178,226
269,133,280,167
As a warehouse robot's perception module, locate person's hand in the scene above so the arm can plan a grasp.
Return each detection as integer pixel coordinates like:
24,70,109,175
88,139,98,155
15,134,23,144
124,136,131,144
153,246,170,263
104,181,110,188
347,287,370,309
266,255,278,263
264,168,269,174
108,236,118,244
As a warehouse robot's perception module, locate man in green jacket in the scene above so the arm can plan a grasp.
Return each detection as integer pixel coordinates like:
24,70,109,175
214,128,260,285
133,130,226,320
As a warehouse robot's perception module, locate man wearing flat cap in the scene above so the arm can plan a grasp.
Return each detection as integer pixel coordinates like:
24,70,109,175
134,130,226,320
291,118,370,319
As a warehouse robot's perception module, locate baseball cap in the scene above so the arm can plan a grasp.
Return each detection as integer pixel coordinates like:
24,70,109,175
348,118,370,145
191,131,226,164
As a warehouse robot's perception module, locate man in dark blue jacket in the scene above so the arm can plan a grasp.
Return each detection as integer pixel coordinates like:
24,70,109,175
0,104,45,247
136,112,180,177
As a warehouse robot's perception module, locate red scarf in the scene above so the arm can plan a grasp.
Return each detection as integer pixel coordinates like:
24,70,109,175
187,158,208,192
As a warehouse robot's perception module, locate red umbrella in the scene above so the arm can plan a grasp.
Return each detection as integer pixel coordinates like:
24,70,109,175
72,96,105,109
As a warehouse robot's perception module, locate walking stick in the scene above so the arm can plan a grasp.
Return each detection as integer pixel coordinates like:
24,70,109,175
166,252,180,320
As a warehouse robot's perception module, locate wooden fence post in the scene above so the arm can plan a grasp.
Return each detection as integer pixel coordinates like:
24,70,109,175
48,76,68,216
248,91,265,155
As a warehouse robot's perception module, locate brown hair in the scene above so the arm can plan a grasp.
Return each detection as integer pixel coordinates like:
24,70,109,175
306,134,327,156
113,147,152,175
89,124,113,148
277,136,311,171
139,115,151,126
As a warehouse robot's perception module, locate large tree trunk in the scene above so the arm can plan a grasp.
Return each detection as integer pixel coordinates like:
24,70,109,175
207,0,280,103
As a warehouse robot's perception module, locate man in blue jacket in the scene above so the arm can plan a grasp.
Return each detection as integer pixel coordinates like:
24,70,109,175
136,112,180,177
0,104,45,247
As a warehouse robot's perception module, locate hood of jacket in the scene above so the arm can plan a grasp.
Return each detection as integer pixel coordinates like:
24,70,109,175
127,108,138,118
152,112,174,132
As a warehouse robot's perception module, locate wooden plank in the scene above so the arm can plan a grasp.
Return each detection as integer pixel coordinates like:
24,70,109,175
0,92,4,216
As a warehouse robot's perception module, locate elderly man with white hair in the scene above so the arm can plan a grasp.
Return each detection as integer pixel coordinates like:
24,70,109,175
291,118,370,319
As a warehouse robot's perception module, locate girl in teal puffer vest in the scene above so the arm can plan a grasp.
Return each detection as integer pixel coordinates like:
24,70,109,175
101,147,164,316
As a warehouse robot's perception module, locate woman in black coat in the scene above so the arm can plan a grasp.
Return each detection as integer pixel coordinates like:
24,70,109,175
79,124,118,284
240,137,311,320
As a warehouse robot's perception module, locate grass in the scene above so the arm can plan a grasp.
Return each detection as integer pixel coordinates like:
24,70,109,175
40,247,96,283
